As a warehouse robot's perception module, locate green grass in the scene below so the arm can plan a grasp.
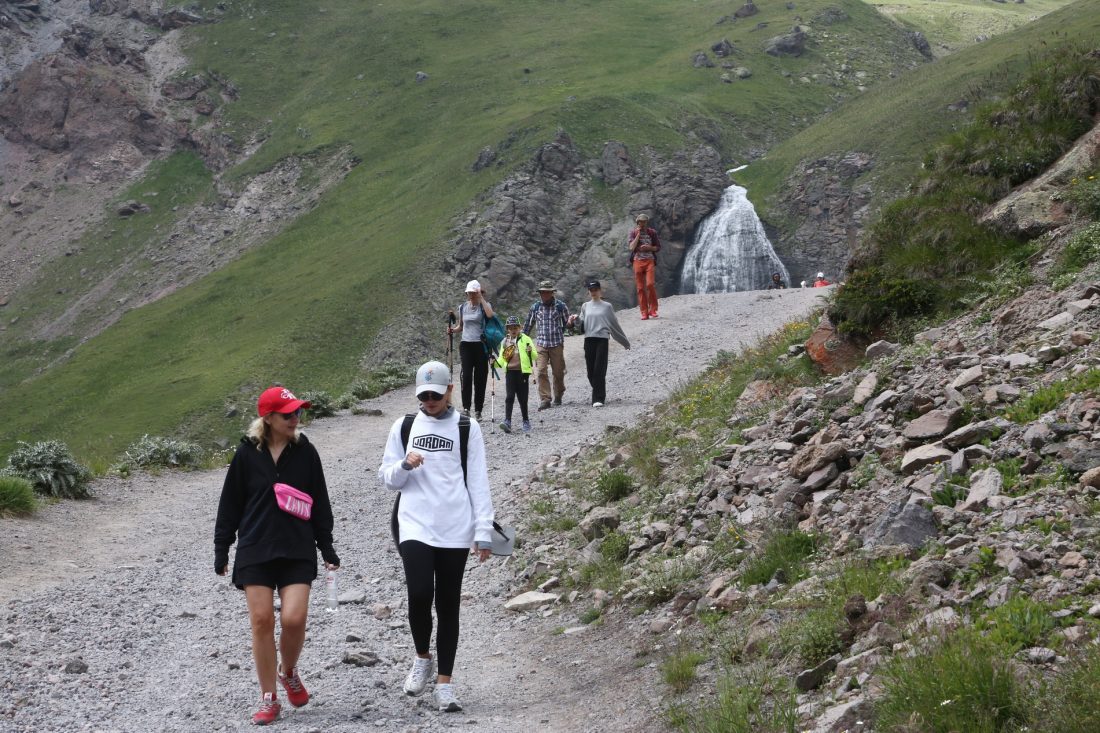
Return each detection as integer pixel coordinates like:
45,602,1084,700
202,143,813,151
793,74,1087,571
975,596,1057,653
661,646,707,693
0,0,929,464
739,530,818,587
875,630,1031,733
1005,368,1100,423
0,476,37,517
1034,644,1100,733
665,667,799,733
741,0,1100,209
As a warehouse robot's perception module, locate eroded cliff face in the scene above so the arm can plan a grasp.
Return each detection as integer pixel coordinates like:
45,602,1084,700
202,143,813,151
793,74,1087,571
439,132,729,315
765,152,875,286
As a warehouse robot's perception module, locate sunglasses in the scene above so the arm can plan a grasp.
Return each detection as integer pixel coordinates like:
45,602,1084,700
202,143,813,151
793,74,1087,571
276,408,302,420
417,392,445,402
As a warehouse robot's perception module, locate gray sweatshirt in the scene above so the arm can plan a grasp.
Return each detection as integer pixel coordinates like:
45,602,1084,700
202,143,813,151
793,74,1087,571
576,300,630,349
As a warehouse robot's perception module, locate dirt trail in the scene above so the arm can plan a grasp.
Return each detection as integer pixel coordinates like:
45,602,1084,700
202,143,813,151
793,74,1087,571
0,289,827,733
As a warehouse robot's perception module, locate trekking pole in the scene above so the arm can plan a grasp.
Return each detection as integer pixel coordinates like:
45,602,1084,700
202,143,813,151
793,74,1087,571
489,356,497,431
447,310,456,409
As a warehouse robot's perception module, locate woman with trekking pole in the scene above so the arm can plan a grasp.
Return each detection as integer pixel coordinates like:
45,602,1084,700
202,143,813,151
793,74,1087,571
448,280,494,420
214,386,340,726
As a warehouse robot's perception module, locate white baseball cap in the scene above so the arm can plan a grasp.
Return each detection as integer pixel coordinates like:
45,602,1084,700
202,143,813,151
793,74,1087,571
817,272,825,278
415,361,451,397
465,279,481,293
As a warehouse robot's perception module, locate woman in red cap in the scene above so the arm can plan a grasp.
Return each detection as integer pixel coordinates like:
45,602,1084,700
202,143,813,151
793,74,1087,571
214,385,340,726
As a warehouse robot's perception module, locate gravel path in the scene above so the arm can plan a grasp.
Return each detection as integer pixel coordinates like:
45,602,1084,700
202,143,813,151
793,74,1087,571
0,288,827,733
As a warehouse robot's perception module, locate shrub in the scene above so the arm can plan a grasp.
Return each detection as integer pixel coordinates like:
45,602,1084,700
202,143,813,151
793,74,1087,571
0,476,37,516
1049,222,1100,285
661,647,706,693
794,608,843,666
116,435,203,472
599,531,631,563
639,559,702,608
665,668,798,733
594,469,633,503
739,530,818,587
875,631,1029,732
975,596,1055,653
932,482,968,508
350,363,415,400
575,557,625,593
1063,174,1100,219
7,441,92,499
579,607,601,624
300,390,336,418
1005,368,1100,423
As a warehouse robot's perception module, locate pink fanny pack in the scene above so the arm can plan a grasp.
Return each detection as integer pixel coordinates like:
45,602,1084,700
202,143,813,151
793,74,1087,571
274,482,313,521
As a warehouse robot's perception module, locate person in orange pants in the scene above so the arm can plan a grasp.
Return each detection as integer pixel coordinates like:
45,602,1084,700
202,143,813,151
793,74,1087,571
629,213,661,319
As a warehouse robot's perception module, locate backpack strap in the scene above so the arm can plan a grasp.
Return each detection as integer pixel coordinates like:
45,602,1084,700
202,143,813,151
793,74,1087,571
393,412,470,551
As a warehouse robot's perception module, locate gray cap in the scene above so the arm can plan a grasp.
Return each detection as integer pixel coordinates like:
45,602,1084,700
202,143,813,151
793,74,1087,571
415,361,451,397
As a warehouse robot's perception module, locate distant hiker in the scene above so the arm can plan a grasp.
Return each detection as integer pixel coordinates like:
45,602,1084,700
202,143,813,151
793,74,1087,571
448,279,495,420
494,315,537,433
522,280,571,410
800,280,808,288
378,361,495,713
628,213,661,319
767,272,787,290
214,386,340,726
813,272,831,288
568,279,630,407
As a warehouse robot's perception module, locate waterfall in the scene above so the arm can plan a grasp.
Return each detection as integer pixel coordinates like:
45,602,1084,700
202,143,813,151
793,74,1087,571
679,184,791,293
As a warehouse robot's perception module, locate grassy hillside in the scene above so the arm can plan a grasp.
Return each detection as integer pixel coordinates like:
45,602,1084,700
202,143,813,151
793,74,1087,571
739,0,1100,210
0,0,926,462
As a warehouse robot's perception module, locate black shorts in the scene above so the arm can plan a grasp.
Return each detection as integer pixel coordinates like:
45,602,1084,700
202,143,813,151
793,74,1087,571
233,557,317,590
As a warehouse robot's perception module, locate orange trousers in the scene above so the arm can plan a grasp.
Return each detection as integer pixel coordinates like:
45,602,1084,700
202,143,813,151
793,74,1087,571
633,258,658,316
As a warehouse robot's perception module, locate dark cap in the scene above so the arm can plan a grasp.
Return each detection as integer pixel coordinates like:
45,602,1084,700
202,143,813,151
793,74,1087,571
585,279,601,289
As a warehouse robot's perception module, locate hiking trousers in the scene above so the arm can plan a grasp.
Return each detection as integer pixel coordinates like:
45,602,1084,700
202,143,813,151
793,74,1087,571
504,369,531,421
633,258,659,316
459,341,488,413
535,344,566,404
399,540,469,677
584,337,609,405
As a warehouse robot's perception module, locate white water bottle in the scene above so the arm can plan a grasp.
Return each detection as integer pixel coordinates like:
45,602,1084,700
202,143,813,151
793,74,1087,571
325,569,338,613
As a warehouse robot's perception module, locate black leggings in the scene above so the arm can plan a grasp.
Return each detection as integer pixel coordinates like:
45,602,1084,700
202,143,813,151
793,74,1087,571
584,337,609,405
459,341,488,413
504,369,530,421
399,540,469,677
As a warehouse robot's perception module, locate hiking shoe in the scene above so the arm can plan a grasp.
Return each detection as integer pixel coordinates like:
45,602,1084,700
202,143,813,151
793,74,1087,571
592,401,604,407
403,656,434,697
475,411,482,421
499,419,512,433
278,665,309,708
252,692,281,726
461,408,470,416
522,419,531,433
433,682,463,712
649,312,659,319
537,400,551,411
640,314,649,320
553,397,562,406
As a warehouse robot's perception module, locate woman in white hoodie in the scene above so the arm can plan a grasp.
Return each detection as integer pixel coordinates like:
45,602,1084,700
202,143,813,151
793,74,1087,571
378,361,494,713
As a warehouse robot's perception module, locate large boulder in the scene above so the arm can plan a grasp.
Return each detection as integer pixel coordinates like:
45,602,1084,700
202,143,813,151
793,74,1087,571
765,29,806,57
864,502,938,549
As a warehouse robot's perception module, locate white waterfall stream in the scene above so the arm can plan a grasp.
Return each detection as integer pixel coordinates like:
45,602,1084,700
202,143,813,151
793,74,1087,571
679,184,791,293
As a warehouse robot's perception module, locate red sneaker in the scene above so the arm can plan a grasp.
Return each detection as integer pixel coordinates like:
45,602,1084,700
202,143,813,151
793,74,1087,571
640,314,649,320
278,665,310,707
649,312,659,319
252,692,281,726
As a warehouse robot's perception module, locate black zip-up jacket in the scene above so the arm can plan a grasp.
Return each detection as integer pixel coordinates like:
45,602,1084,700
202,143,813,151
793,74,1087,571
213,434,338,572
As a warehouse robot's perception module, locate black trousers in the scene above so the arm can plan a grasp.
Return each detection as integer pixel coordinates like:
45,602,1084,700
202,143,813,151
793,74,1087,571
398,540,469,677
584,337,609,405
459,341,488,412
504,369,530,421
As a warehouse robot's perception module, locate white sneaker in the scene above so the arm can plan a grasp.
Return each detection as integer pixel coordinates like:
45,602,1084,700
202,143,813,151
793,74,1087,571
403,656,433,696
433,682,463,712
592,401,604,407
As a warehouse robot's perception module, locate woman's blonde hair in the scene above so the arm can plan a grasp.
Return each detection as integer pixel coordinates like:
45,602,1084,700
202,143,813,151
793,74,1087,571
247,416,301,449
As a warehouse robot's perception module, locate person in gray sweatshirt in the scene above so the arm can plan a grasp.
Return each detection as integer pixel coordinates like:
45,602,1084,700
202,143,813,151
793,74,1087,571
568,279,630,407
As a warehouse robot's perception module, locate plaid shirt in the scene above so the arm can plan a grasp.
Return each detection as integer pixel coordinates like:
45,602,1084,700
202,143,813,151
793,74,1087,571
523,298,570,348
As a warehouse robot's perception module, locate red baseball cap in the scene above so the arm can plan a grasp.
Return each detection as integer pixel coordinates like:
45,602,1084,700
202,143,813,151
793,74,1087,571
257,386,312,417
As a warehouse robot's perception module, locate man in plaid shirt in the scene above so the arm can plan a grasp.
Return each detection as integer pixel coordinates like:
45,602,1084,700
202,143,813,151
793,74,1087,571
523,280,572,410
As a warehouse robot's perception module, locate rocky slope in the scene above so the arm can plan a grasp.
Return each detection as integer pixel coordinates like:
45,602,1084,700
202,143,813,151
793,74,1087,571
505,249,1100,729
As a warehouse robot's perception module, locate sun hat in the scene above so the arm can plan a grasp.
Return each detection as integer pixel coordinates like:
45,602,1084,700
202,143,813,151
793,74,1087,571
536,280,556,292
635,213,649,222
415,360,451,397
258,386,312,417
505,315,521,327
465,279,482,293
585,278,601,289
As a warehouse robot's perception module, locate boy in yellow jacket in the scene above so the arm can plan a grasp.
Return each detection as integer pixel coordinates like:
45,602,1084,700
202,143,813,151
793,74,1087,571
494,316,538,434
